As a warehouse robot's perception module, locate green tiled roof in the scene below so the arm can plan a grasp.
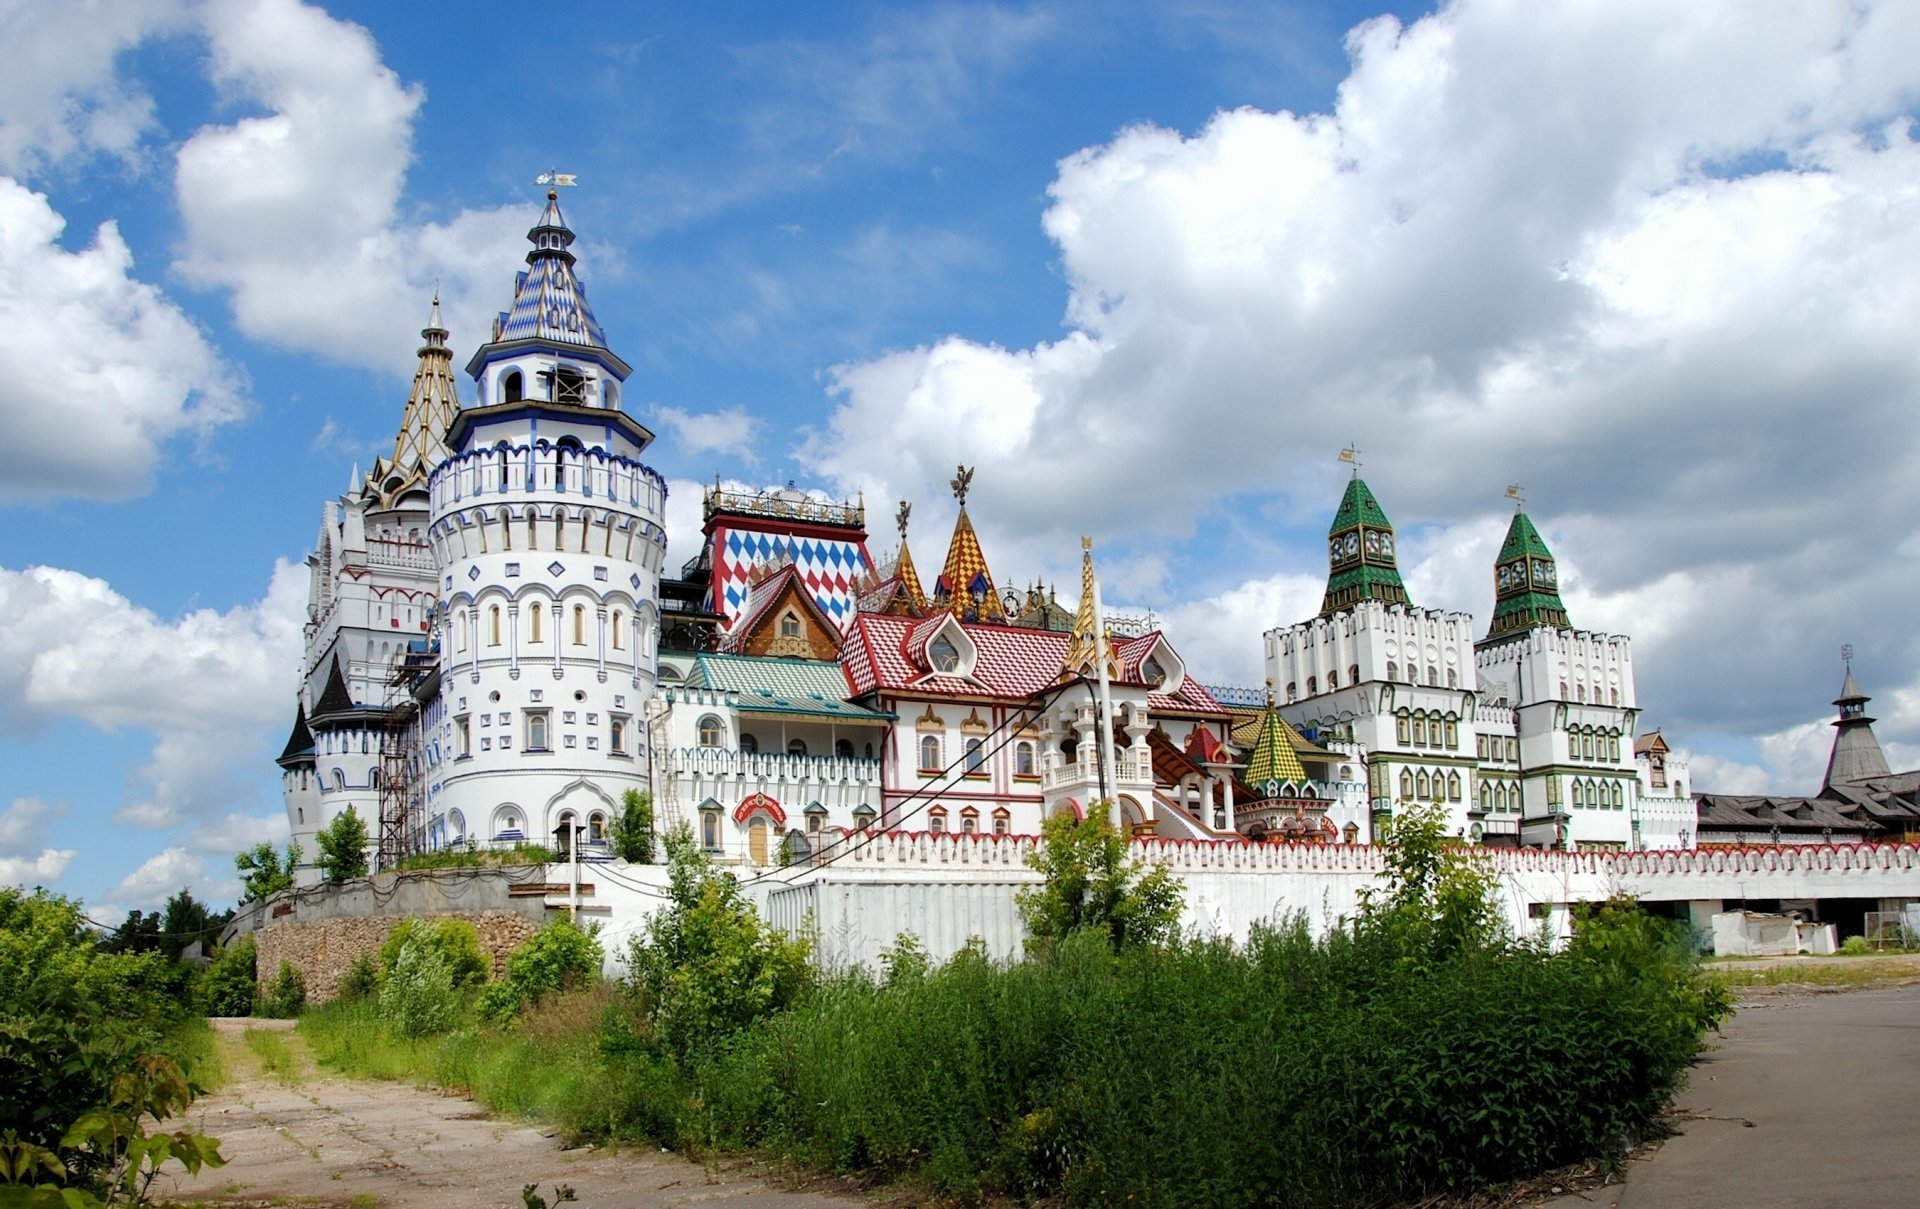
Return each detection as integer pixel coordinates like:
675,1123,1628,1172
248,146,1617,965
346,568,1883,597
1244,705,1309,790
691,654,892,721
1320,475,1411,616
1483,510,1571,643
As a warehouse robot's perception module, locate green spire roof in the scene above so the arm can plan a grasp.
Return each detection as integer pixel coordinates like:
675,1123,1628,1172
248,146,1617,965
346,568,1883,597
1319,476,1411,616
1244,699,1309,791
1483,510,1571,643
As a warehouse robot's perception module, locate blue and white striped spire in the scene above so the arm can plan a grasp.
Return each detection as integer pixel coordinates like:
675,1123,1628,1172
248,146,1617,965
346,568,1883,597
489,189,609,350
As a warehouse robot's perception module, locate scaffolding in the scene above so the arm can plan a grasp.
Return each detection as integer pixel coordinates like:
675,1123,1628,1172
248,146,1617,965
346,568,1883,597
376,638,438,870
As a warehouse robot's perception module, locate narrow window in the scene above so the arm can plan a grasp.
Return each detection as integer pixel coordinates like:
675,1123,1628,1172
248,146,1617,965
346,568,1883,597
612,611,625,649
489,606,502,646
697,716,724,747
526,710,550,751
919,734,942,771
701,811,720,850
573,604,586,645
928,810,947,834
964,737,985,774
529,603,543,643
503,370,524,403
739,733,759,754
993,814,1010,836
609,715,628,755
1015,740,1035,776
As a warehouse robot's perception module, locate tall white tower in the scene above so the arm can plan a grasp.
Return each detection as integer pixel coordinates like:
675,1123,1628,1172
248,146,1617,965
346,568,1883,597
424,191,670,854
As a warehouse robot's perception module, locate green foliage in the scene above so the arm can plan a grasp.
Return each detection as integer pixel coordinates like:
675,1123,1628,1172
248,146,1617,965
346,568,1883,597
1840,933,1872,956
878,932,931,986
1359,800,1504,961
0,889,187,1161
193,938,256,1018
377,939,461,1039
378,919,488,990
338,953,380,1001
315,808,370,882
234,842,300,904
479,918,605,1026
394,843,555,872
612,789,656,864
624,826,813,1059
1016,808,1183,952
0,1053,225,1207
258,962,306,1019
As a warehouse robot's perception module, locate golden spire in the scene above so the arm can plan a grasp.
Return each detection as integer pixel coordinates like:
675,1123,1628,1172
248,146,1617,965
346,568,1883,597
934,467,1004,622
1060,537,1117,681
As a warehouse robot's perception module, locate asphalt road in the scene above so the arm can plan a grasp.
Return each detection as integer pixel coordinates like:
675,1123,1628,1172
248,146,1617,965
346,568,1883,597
1543,984,1920,1209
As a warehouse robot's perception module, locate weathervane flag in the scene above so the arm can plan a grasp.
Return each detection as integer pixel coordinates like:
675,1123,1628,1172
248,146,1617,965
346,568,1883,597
534,170,578,187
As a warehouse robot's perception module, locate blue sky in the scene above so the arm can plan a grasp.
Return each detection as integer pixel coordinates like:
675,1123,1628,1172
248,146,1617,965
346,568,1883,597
3,0,1918,915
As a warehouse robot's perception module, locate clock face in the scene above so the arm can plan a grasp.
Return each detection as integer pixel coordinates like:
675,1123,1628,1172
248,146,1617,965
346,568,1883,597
1534,560,1555,584
1329,538,1343,561
1497,565,1511,589
1379,533,1394,556
1346,532,1361,555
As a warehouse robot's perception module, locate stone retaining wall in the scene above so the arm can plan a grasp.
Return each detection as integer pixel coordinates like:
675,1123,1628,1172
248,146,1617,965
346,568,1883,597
254,910,540,1004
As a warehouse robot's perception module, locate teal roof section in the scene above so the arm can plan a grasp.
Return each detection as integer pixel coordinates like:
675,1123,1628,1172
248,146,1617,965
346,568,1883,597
691,654,892,721
1482,510,1572,644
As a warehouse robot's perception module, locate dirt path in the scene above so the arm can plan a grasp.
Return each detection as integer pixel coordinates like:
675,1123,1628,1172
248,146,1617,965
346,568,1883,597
165,1019,866,1209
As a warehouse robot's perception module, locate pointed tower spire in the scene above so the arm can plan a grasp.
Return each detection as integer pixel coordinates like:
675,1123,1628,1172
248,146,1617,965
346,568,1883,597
377,293,462,504
893,499,926,612
1483,505,1571,643
1319,473,1411,616
933,466,1006,622
1061,538,1118,680
1245,683,1310,793
1823,651,1892,789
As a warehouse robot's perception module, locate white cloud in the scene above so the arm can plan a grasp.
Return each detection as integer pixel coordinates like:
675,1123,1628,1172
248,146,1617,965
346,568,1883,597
654,406,761,459
0,849,74,890
0,0,187,174
1159,571,1325,687
0,180,245,501
173,0,530,372
0,559,307,828
108,847,206,912
798,0,1920,757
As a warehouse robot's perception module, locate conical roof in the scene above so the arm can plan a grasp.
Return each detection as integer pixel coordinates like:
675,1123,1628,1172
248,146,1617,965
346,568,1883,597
492,191,608,350
1483,510,1571,643
934,506,1006,623
893,539,926,612
276,703,315,767
1060,540,1118,681
1320,476,1411,616
1824,667,1892,789
1244,695,1310,791
378,294,461,504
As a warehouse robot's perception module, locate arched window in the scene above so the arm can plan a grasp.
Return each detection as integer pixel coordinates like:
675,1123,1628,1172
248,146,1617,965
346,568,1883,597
919,734,942,771
1427,667,1439,686
834,738,854,759
1416,771,1431,799
457,611,468,651
1015,740,1036,776
526,712,549,751
1396,712,1411,745
928,808,948,834
1286,682,1297,703
503,370,524,403
588,813,606,842
611,610,625,649
1326,670,1337,690
528,603,543,643
1480,782,1492,811
1412,714,1428,747
929,635,959,672
1612,783,1625,809
1348,664,1360,687
1447,771,1462,800
697,715,724,747
1576,683,1587,702
489,606,502,646
787,738,808,756
1444,718,1459,749
573,604,586,645
964,737,985,774
1386,660,1398,682
1447,668,1457,688
1400,770,1414,799
739,733,759,754
1571,781,1585,808
701,809,721,850
1307,676,1317,696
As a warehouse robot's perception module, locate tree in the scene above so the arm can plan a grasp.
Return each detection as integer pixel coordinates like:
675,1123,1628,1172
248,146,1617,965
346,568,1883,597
158,889,215,962
1357,799,1502,960
1016,808,1183,952
611,788,655,864
234,842,300,903
314,808,370,882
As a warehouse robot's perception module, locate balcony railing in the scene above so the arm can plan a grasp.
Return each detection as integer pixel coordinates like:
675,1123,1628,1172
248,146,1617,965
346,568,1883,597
667,747,882,784
1042,753,1146,790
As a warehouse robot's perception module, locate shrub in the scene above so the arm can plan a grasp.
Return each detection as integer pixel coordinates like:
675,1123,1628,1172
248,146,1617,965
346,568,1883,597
624,826,812,1059
1840,934,1871,956
1017,808,1182,952
259,961,307,1018
378,918,489,990
378,939,461,1039
612,789,656,864
480,918,604,1025
338,952,380,1001
195,936,257,1017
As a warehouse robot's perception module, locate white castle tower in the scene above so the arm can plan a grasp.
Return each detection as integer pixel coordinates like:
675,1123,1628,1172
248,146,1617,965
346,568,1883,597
422,190,669,855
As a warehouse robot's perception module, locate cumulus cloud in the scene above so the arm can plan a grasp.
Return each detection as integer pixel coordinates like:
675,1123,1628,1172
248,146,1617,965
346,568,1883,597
654,406,760,460
0,797,72,889
0,559,307,828
107,847,207,913
0,180,245,501
0,0,187,174
173,0,530,372
798,0,1920,759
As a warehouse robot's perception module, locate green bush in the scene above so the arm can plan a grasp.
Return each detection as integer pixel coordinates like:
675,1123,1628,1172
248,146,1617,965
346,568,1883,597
479,918,604,1025
195,936,258,1017
377,938,461,1039
259,960,307,1018
624,827,812,1060
1017,809,1182,952
612,789,656,864
378,918,489,989
338,952,380,1001
1840,934,1871,956
315,807,370,882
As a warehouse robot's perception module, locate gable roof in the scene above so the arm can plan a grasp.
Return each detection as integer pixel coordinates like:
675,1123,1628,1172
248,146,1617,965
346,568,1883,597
719,564,844,655
841,613,1226,715
690,653,889,722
